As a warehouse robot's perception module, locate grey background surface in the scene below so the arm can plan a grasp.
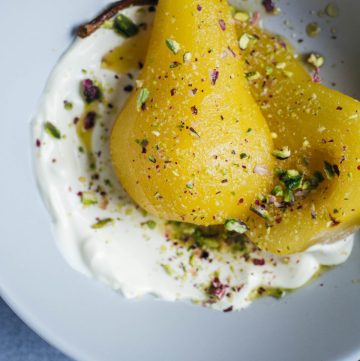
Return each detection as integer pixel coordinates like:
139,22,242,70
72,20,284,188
0,298,71,361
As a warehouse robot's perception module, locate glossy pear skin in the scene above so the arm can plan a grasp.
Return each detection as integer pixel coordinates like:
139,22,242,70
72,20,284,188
237,21,360,254
111,0,274,225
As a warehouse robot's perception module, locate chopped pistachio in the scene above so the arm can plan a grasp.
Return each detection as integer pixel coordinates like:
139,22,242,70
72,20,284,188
265,66,273,75
272,146,291,160
189,253,197,267
165,39,181,54
114,14,139,37
302,139,311,149
283,189,294,203
250,205,273,222
154,192,162,200
135,79,144,88
200,238,220,249
186,181,194,189
271,288,286,299
81,191,98,206
229,5,237,15
309,171,325,188
325,3,339,17
148,155,156,163
239,33,254,50
324,161,336,179
183,52,192,62
307,53,325,68
302,180,311,190
306,22,321,37
169,61,181,68
280,170,303,191
102,19,114,29
271,185,283,197
136,88,150,111
245,71,261,80
144,220,157,229
161,264,174,276
276,62,286,69
44,122,61,139
234,11,250,22
63,100,73,111
135,138,149,149
224,219,249,234
91,218,113,229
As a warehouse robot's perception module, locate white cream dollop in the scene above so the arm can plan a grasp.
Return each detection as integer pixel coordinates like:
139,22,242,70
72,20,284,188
32,7,353,311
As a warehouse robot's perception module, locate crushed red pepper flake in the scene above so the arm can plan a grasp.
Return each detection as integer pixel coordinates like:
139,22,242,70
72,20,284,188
262,0,276,13
210,69,219,85
84,111,97,130
219,19,226,31
191,105,198,115
227,46,236,57
253,258,265,266
82,79,102,103
208,277,228,300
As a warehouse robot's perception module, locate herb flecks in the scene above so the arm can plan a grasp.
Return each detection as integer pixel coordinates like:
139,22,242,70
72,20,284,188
44,122,62,139
250,204,273,222
137,88,150,111
63,100,73,111
136,138,149,153
245,71,261,80
324,161,340,179
234,11,250,22
114,14,139,37
272,146,291,160
81,191,98,206
91,218,114,229
142,220,157,229
306,22,321,38
224,219,249,234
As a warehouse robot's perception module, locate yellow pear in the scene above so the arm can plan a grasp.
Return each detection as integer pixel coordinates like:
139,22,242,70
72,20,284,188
111,0,274,225
236,20,360,254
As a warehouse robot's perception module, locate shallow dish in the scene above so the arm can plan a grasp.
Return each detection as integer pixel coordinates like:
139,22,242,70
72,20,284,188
0,0,360,360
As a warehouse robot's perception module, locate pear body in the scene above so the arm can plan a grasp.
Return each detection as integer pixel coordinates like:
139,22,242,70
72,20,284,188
111,0,274,225
237,21,360,254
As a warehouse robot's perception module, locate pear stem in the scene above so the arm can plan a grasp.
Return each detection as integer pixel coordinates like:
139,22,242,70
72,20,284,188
77,0,158,38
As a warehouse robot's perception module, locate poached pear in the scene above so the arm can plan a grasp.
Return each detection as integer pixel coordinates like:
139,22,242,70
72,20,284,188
111,0,274,225
236,20,360,254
